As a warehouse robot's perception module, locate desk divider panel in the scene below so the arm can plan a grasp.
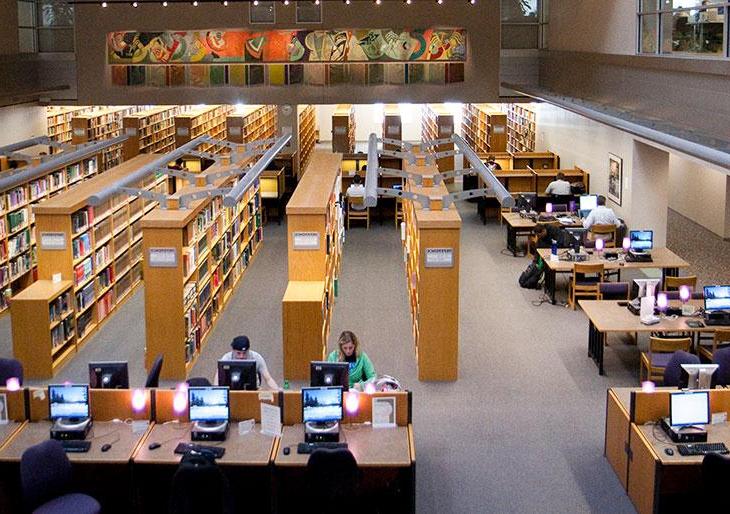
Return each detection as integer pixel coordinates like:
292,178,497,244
0,388,27,421
26,387,153,422
154,389,279,423
631,389,730,425
281,390,410,426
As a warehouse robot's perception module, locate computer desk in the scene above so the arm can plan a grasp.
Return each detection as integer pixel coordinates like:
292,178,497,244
538,247,689,305
502,212,583,256
579,299,712,375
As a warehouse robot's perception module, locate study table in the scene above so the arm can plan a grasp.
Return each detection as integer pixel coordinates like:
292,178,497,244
579,299,712,375
501,212,582,256
538,247,689,305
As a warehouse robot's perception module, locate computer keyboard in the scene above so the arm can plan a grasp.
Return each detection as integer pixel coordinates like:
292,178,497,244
296,442,348,454
677,442,729,456
60,440,91,453
173,442,225,459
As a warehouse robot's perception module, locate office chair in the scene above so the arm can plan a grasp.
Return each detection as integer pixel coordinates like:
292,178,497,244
569,262,604,310
347,196,369,229
307,448,360,514
21,440,101,514
0,358,23,386
698,329,730,362
588,224,617,248
145,355,164,388
640,336,692,384
186,377,211,387
599,282,630,300
713,347,730,386
664,275,698,291
170,452,233,514
550,204,569,213
702,453,730,508
663,350,700,387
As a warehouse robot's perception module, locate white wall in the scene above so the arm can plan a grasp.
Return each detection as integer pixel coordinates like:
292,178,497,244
0,105,47,148
630,142,669,247
316,104,427,143
668,154,730,238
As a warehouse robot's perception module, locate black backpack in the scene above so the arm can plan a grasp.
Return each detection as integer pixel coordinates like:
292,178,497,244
519,257,544,289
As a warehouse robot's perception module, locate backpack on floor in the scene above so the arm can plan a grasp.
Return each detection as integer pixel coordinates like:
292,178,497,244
519,257,544,289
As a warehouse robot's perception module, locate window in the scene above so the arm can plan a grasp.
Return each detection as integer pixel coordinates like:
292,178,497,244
501,0,549,50
17,0,36,53
16,0,74,53
638,1,729,58
250,1,275,24
296,1,321,24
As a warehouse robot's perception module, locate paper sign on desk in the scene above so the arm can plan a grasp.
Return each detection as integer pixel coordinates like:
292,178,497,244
260,403,281,437
372,397,396,428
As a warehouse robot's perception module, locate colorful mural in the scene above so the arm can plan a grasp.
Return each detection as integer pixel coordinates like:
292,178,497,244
107,28,467,65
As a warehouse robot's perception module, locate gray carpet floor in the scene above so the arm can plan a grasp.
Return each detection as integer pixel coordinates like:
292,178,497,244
1,204,727,512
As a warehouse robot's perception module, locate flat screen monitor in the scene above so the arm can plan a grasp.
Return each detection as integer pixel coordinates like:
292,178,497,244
579,195,598,212
88,361,129,389
680,364,719,390
302,386,343,423
310,361,349,391
669,391,710,427
49,384,89,420
634,278,661,298
515,193,537,212
188,386,230,422
565,227,587,244
630,230,654,251
217,359,257,390
704,285,730,312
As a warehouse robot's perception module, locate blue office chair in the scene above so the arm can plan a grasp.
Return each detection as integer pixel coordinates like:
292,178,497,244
702,453,730,507
663,350,700,387
713,347,730,386
0,358,23,386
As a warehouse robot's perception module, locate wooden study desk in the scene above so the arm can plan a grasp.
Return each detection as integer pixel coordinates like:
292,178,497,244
538,247,689,305
580,300,710,375
0,422,25,451
501,212,582,256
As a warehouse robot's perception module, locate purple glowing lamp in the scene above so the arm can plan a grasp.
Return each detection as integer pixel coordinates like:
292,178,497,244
345,389,360,416
364,382,376,395
656,293,669,313
173,383,188,415
545,202,553,214
6,377,20,391
131,389,146,412
622,237,631,252
595,238,604,252
679,285,691,304
641,381,656,393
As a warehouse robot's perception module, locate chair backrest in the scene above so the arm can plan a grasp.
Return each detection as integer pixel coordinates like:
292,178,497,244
186,377,212,387
348,196,365,207
574,262,605,277
589,224,616,245
649,336,692,354
0,358,23,385
714,329,730,346
551,204,568,213
663,350,700,387
702,453,730,505
145,355,164,388
306,448,359,512
665,275,698,291
660,290,704,300
170,452,233,514
599,282,630,300
713,347,730,386
21,439,72,511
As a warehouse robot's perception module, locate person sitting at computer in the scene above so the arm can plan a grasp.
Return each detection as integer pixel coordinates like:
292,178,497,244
582,195,621,229
216,335,279,390
544,172,572,199
326,331,376,390
346,173,366,211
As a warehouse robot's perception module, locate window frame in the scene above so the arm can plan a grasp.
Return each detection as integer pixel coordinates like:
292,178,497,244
500,0,548,50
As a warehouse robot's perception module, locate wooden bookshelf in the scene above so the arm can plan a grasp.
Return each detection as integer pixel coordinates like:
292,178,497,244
512,151,559,170
0,149,104,314
331,104,356,154
402,162,461,381
462,104,507,154
298,105,316,178
142,159,263,380
72,106,138,171
382,104,402,151
174,105,233,155
226,105,277,145
122,106,180,160
30,154,166,348
46,106,93,149
421,104,455,174
507,103,537,153
283,150,342,380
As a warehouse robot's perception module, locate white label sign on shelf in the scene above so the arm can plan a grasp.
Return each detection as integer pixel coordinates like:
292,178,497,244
334,126,346,135
439,125,453,134
176,127,189,137
292,232,320,250
228,126,242,136
494,126,505,134
148,247,178,267
40,232,66,250
125,127,138,136
425,247,454,268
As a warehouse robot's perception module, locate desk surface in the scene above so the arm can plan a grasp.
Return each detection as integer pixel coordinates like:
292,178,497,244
538,247,689,272
502,212,581,229
133,422,275,466
0,421,150,464
638,422,730,466
274,424,412,468
580,300,710,333
0,422,25,451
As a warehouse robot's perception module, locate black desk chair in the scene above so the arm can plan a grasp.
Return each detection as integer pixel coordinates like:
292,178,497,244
307,448,362,514
702,453,730,507
145,355,164,388
170,452,233,514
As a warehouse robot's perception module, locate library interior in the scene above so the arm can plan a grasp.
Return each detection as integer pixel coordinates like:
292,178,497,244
0,1,730,513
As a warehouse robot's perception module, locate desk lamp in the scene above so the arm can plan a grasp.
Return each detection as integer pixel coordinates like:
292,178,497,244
545,202,553,214
656,293,669,315
345,389,361,427
679,285,694,315
641,381,656,393
131,389,147,413
364,382,376,395
6,377,20,391
595,237,604,253
173,383,188,416
622,237,631,252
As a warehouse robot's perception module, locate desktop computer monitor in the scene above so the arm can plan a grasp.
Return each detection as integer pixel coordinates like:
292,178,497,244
680,364,719,390
565,228,587,244
630,230,654,251
669,391,710,427
302,386,343,423
49,384,90,420
188,386,230,423
310,361,349,391
217,360,257,390
88,361,129,389
579,194,598,212
515,193,537,212
704,285,730,312
634,278,661,299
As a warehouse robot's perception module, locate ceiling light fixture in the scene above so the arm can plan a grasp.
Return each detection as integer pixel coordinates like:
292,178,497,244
162,1,168,5
132,1,138,6
253,0,259,5
192,0,198,5
101,1,107,6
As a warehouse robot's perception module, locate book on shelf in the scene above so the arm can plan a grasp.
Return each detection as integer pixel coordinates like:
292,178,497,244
76,282,95,310
49,292,71,321
7,187,27,209
77,309,93,338
71,207,93,233
72,232,92,260
8,229,30,258
30,177,48,200
97,291,114,320
95,243,111,268
7,209,27,232
74,257,93,286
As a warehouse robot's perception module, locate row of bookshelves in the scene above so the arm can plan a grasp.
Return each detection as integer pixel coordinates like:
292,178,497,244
122,106,181,160
421,104,455,173
461,103,508,155
298,105,316,177
506,103,537,153
71,106,139,171
331,104,356,154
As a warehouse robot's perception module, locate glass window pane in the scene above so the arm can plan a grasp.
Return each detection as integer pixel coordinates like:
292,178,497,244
37,28,74,52
540,23,548,49
640,15,658,53
502,0,538,22
250,1,275,23
501,24,539,49
18,27,35,53
296,1,321,23
38,1,74,27
663,8,725,55
540,0,549,23
640,0,659,12
662,0,706,8
17,1,35,27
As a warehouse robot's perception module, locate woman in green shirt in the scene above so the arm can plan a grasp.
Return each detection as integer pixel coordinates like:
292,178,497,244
327,331,376,390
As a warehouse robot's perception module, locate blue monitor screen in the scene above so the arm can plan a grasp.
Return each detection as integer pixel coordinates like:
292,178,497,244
49,384,89,420
630,230,653,251
579,195,597,211
188,387,230,422
302,386,343,423
704,286,730,312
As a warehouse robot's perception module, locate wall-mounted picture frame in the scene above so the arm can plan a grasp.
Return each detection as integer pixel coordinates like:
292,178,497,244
0,393,8,424
608,153,623,206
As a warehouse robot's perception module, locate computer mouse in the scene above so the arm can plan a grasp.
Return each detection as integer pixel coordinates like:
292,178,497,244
101,443,112,453
283,446,291,456
664,447,674,456
148,442,162,450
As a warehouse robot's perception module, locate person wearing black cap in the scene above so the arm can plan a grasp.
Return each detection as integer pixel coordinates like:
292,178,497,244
216,335,279,390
